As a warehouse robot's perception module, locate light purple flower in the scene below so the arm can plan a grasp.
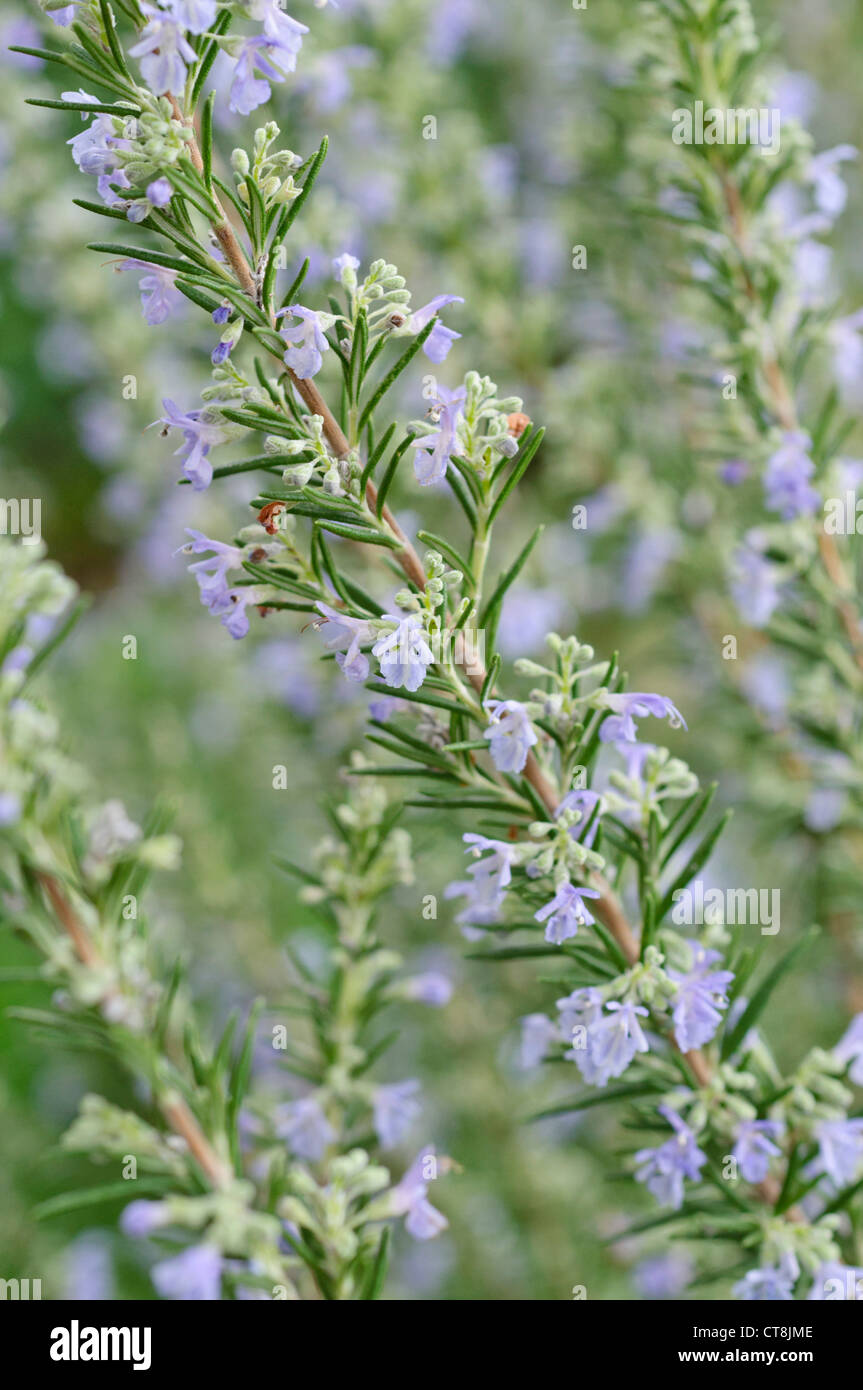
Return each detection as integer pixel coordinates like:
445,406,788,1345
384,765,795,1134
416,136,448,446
589,1000,650,1084
121,1199,167,1238
763,431,820,519
219,589,253,640
635,1105,707,1210
0,793,21,827
557,986,606,1083
228,14,307,116
732,1119,784,1184
315,602,374,682
720,458,749,485
534,881,601,945
734,1254,798,1301
248,0,309,50
409,294,464,363
815,1118,863,1187
228,39,283,115
372,614,433,692
520,1013,559,1069
835,1013,863,1086
130,6,196,94
178,529,244,614
49,4,78,25
807,145,857,219
67,114,123,177
668,942,734,1052
389,1147,448,1240
368,694,404,721
165,0,218,34
496,588,564,658
633,1251,694,1300
730,538,784,628
483,698,537,774
99,167,132,209
402,973,453,1007
444,834,515,927
275,1097,335,1160
278,305,329,379
146,176,173,208
373,1080,422,1149
598,692,686,745
830,309,863,403
151,1244,223,1301
119,259,181,326
333,252,360,282
157,399,228,490
412,385,466,485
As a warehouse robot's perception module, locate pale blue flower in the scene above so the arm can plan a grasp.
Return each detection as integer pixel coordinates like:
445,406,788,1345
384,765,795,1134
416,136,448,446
315,602,374,682
178,529,244,614
412,385,466,485
635,1105,707,1210
119,260,181,326
734,1254,797,1301
815,1118,863,1187
598,692,686,744
219,590,253,640
390,1147,448,1240
763,431,820,518
520,1013,559,1069
67,113,124,177
668,942,734,1052
534,881,601,945
633,1251,694,1300
730,537,784,627
151,1244,223,1301
333,252,360,284
835,1012,863,1086
248,0,309,51
146,176,173,208
444,834,515,927
278,304,330,379
402,973,453,1006
373,1080,422,1149
557,987,607,1082
732,1119,784,1184
589,1000,650,1084
483,698,537,774
130,6,196,94
409,294,464,363
372,613,433,691
121,1199,167,1238
276,1097,335,1160
165,0,218,33
807,145,857,219
157,400,228,490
